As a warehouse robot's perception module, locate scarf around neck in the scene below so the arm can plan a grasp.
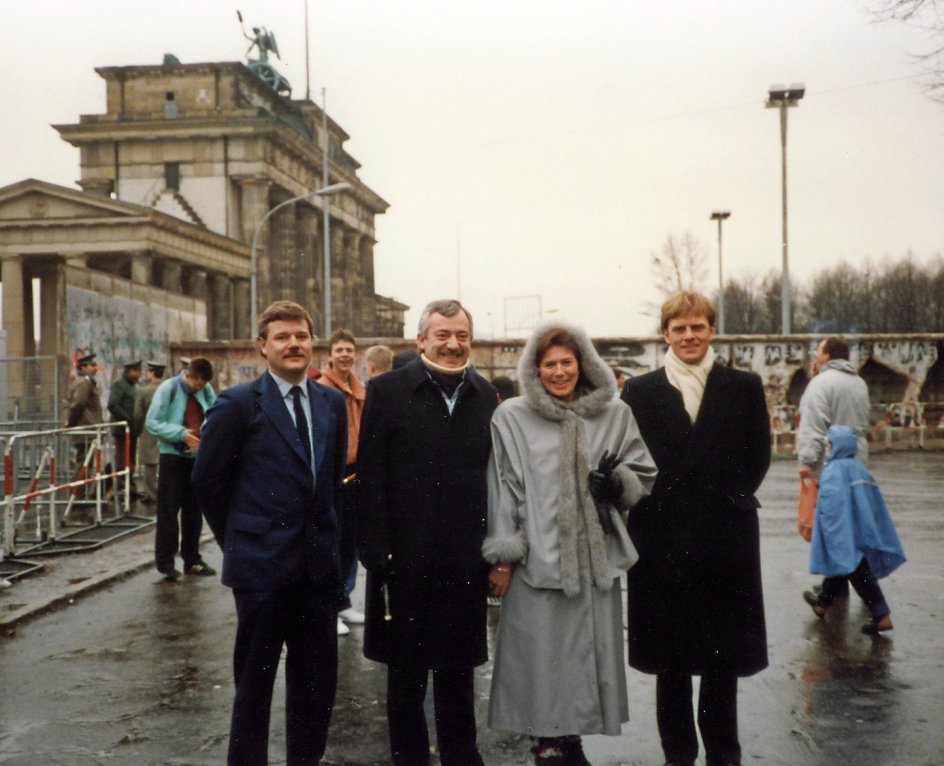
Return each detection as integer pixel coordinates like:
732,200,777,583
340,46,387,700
663,345,716,423
518,319,618,597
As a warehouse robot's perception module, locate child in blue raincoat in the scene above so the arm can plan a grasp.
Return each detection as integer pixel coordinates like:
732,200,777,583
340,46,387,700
806,424,906,635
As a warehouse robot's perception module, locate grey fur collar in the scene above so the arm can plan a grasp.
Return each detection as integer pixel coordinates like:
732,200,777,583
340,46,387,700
517,318,617,421
516,319,618,596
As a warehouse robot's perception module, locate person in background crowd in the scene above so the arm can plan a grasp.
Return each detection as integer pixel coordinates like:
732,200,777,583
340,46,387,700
319,328,367,636
145,356,217,581
484,320,656,766
490,375,518,403
108,359,142,496
391,349,418,370
357,299,496,766
796,335,871,616
193,300,347,766
65,353,102,427
607,361,628,390
621,291,771,766
364,344,394,379
132,361,165,507
808,425,905,635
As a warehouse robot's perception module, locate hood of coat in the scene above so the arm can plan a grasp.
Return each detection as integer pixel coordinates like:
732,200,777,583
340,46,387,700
517,318,617,421
826,424,858,462
820,359,858,376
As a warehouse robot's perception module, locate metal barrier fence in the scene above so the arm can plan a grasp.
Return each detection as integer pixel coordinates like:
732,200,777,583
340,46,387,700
1,423,134,560
0,355,60,432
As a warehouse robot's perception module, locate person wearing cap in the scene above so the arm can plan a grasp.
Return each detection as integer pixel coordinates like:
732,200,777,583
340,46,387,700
133,361,166,506
145,356,217,580
65,353,103,427
108,360,142,494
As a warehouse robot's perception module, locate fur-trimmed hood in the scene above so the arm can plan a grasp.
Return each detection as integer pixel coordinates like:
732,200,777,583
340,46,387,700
517,318,617,420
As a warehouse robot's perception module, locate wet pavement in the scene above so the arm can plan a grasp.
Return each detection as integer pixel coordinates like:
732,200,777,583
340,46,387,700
0,452,942,765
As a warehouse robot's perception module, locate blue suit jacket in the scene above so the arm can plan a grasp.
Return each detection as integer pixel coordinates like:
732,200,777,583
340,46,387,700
193,372,347,592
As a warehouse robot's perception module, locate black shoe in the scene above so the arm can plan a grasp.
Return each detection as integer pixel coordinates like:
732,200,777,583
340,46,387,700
560,736,592,766
185,561,216,576
802,590,826,618
160,568,181,582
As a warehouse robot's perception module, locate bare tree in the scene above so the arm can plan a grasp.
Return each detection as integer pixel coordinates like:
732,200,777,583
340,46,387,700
649,232,709,297
869,0,944,101
721,273,767,333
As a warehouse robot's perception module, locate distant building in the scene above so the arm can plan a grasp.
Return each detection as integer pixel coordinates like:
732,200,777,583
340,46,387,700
0,54,406,421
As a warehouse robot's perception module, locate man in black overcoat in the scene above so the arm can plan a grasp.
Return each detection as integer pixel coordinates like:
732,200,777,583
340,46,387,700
621,291,771,766
356,298,497,766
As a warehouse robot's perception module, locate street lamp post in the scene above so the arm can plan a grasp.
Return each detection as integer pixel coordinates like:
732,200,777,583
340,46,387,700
710,210,731,335
249,181,352,335
766,82,805,335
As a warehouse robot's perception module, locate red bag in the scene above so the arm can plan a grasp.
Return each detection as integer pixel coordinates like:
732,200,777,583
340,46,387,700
796,478,817,542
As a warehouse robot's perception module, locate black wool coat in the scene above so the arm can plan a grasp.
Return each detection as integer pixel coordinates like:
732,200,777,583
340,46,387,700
355,358,497,669
621,362,771,677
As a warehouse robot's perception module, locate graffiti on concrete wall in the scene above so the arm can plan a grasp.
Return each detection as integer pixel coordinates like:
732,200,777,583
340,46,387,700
66,284,205,412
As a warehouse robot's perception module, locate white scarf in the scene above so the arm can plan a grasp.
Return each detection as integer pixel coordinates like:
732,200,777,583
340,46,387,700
663,346,716,423
419,353,470,375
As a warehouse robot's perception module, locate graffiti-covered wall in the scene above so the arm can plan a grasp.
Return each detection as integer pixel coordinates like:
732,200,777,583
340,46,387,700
66,270,206,413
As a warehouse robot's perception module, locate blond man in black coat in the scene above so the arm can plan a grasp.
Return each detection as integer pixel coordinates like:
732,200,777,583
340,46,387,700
356,299,496,766
621,291,771,766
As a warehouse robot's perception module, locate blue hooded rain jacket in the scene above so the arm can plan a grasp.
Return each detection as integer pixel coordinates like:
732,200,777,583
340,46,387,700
810,425,906,579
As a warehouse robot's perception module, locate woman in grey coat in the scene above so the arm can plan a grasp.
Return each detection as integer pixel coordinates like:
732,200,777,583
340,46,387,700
483,320,657,765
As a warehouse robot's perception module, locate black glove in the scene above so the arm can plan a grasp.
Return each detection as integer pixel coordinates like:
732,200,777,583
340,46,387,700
588,450,623,535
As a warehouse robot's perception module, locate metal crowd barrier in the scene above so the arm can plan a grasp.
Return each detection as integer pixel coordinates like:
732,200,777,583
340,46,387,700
1,423,146,569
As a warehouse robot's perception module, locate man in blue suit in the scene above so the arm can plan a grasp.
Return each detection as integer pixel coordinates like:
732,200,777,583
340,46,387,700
193,300,347,766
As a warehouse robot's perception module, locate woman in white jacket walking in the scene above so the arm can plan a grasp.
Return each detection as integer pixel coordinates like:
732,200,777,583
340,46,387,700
483,320,657,765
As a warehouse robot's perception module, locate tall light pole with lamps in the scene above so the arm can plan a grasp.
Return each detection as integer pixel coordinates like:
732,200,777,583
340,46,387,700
249,181,352,334
710,210,731,335
766,83,805,335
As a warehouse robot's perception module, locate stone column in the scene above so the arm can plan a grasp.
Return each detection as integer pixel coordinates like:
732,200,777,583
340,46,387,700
188,268,208,301
161,260,183,293
297,205,320,323
239,177,272,321
1,254,27,359
233,278,251,339
330,224,346,333
209,274,234,340
130,252,153,285
1,255,28,410
359,237,377,333
342,231,362,332
270,189,297,305
37,260,66,357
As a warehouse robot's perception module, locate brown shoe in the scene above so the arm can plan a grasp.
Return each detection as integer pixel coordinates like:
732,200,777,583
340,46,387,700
803,590,826,618
862,614,893,635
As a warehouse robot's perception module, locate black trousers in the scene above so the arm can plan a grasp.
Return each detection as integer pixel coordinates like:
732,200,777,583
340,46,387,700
154,453,202,572
820,558,890,619
656,670,740,766
229,584,338,766
386,664,483,766
336,468,358,607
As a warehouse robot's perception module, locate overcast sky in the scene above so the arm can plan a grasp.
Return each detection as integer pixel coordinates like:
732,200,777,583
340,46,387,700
3,0,942,337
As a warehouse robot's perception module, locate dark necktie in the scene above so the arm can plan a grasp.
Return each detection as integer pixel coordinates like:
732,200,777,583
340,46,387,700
290,385,312,467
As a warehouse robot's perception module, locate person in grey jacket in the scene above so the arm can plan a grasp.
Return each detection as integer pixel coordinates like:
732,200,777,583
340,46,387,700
483,320,656,766
796,335,872,618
